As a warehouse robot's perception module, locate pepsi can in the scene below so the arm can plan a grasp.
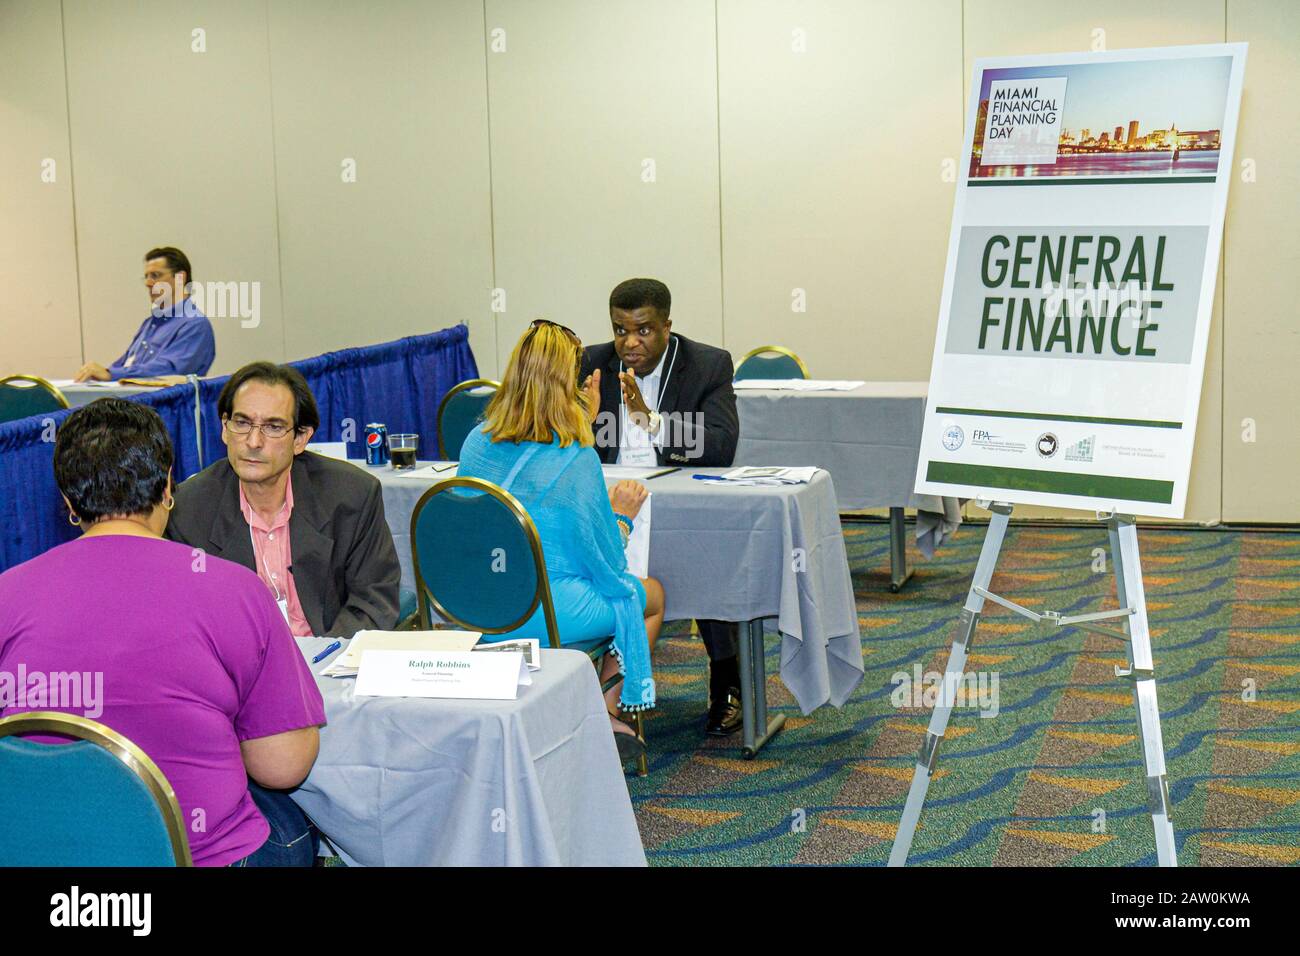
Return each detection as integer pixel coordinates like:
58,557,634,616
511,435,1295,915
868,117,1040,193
365,423,389,466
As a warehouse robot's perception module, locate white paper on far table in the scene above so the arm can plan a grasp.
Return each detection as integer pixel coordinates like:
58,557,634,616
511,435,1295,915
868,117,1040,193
306,441,349,461
48,379,122,388
732,379,864,391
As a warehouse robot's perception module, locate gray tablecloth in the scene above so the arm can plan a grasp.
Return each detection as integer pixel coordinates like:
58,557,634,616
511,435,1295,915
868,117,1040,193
57,383,159,406
292,636,646,867
734,382,961,556
370,463,864,716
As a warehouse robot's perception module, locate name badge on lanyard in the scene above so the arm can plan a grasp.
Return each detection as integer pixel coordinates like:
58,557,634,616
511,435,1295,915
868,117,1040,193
252,525,293,627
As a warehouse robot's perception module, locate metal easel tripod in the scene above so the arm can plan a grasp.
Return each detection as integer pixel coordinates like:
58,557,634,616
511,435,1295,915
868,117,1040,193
887,501,1177,867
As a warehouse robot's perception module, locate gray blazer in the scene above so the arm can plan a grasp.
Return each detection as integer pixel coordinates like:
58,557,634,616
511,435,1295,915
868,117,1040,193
165,451,401,637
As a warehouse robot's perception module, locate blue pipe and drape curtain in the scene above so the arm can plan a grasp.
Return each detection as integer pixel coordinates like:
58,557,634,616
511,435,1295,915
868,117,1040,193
0,325,477,573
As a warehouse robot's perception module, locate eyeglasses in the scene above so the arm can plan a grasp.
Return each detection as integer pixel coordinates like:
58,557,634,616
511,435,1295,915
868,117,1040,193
224,415,295,440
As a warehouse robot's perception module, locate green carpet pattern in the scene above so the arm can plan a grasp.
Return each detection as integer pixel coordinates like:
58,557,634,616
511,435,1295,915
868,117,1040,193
628,524,1300,866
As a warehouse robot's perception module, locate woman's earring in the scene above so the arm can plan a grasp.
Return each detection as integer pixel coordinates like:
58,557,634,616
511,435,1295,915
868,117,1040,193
163,495,176,511
67,512,81,526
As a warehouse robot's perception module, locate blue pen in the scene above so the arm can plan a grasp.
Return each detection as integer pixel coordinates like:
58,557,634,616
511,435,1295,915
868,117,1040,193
312,640,343,664
691,474,728,482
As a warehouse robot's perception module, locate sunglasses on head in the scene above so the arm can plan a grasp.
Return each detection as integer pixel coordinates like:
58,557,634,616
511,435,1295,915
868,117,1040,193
526,318,580,346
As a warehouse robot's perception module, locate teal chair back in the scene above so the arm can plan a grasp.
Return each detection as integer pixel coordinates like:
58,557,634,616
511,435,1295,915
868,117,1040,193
0,375,69,424
410,477,561,646
437,379,500,459
734,347,810,382
0,711,192,866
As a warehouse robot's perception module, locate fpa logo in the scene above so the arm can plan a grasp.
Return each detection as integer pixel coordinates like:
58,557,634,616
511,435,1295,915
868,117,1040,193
941,424,965,451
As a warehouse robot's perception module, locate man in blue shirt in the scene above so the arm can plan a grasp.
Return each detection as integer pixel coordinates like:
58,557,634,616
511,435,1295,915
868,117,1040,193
74,246,216,381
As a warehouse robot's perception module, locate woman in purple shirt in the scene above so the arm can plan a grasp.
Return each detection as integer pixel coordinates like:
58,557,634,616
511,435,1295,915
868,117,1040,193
0,399,326,866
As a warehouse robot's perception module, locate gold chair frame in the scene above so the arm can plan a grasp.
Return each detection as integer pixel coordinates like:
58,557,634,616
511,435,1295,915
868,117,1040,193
410,476,562,646
409,476,648,775
736,345,811,379
436,378,501,460
0,374,71,410
0,710,193,866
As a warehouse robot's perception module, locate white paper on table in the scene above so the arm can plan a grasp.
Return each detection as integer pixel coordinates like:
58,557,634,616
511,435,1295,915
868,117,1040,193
623,494,651,578
48,378,122,388
306,441,349,461
472,637,542,671
732,379,864,391
320,628,481,677
717,466,819,486
389,462,459,479
602,465,675,480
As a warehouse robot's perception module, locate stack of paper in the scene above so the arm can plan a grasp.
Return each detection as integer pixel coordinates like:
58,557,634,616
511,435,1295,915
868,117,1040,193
717,466,820,485
320,629,481,677
732,379,864,391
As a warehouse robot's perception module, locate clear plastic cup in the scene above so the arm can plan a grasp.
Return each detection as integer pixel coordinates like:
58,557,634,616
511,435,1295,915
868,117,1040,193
388,433,418,470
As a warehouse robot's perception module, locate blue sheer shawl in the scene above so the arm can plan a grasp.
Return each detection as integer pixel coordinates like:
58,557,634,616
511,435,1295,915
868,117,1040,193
458,425,655,712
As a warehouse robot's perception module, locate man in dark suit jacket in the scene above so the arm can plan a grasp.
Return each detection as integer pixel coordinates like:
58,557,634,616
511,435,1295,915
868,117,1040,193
580,277,744,736
166,362,400,638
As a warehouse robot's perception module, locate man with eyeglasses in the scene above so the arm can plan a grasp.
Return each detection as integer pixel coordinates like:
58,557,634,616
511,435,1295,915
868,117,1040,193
73,246,216,382
165,361,400,638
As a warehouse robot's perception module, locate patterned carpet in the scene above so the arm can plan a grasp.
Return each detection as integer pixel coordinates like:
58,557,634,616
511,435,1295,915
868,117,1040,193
627,522,1300,866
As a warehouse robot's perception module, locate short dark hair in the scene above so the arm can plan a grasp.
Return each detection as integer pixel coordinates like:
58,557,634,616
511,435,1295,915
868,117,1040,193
145,246,193,284
217,362,320,433
609,278,671,318
54,399,174,523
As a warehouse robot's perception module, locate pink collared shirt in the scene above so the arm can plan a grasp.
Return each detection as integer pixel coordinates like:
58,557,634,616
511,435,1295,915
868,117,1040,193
238,475,313,637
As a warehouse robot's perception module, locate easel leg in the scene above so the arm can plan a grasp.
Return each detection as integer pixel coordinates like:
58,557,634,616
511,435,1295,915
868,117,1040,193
1109,517,1178,867
889,504,1013,866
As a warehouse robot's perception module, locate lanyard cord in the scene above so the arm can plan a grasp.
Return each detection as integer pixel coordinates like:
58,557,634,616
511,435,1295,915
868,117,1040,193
619,334,678,439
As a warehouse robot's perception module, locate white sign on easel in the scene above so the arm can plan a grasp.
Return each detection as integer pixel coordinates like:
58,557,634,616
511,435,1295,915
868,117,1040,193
893,43,1247,870
916,44,1247,519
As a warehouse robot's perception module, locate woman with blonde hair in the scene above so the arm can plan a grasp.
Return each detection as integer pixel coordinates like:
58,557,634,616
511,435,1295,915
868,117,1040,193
458,320,664,762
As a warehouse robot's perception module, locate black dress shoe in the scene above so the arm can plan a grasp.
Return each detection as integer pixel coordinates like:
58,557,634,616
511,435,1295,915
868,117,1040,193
705,687,744,736
613,728,647,764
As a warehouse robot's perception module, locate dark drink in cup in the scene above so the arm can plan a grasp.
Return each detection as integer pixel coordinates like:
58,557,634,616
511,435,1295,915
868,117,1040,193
388,433,418,470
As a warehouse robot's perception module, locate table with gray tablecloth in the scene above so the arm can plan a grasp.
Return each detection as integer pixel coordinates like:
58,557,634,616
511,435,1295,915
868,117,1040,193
367,462,865,754
734,382,963,585
292,635,646,867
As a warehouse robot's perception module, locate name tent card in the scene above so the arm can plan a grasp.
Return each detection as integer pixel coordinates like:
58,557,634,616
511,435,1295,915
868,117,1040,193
353,649,530,700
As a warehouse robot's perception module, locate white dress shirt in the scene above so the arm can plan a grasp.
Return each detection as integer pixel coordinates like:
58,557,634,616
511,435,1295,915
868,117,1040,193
617,343,669,466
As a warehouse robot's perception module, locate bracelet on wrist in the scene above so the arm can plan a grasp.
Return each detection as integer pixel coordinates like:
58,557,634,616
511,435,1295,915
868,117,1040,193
615,513,634,533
